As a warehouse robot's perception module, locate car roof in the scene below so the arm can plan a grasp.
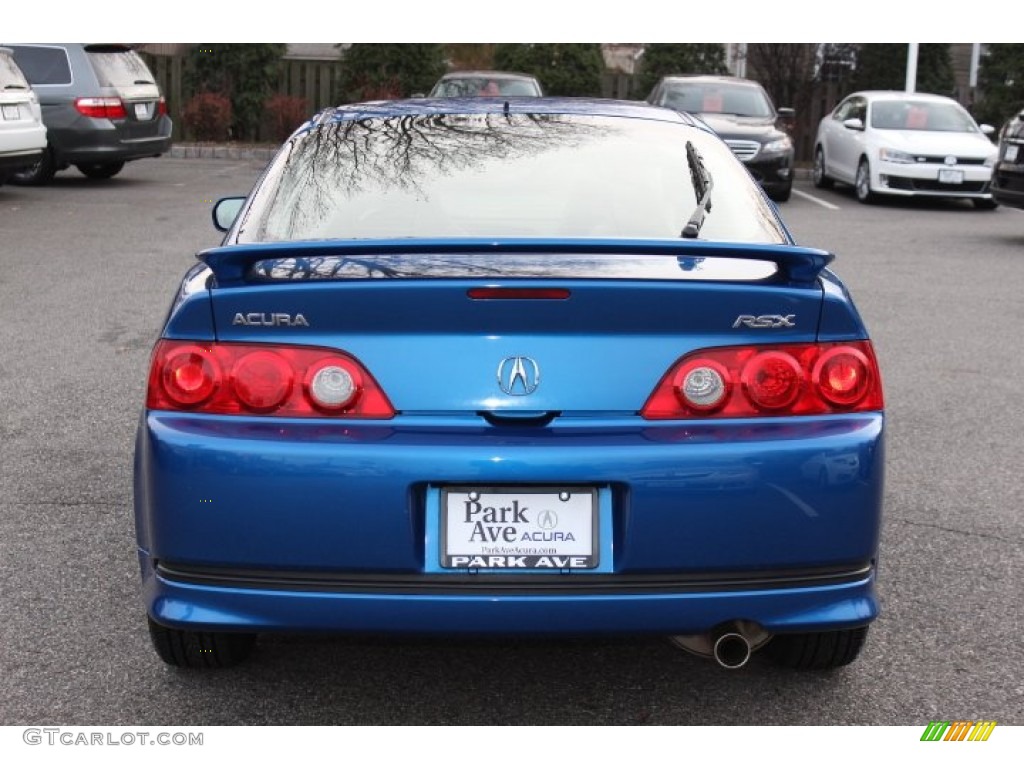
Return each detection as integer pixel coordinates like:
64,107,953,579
846,90,960,104
314,97,702,129
657,75,764,88
438,70,538,81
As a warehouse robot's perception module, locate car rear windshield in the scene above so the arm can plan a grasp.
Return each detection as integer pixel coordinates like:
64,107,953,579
870,100,979,132
660,84,774,118
8,45,71,85
85,47,156,87
0,51,30,89
237,111,787,245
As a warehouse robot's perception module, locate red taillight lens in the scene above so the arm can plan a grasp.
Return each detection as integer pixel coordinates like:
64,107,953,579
230,351,293,411
813,347,872,407
742,351,803,410
157,96,167,115
146,341,394,418
642,342,883,419
160,346,220,406
74,97,126,119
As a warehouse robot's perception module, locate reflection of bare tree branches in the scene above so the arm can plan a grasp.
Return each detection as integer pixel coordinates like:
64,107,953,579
255,111,604,241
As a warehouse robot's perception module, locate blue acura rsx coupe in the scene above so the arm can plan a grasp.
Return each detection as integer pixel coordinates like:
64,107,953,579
134,98,885,670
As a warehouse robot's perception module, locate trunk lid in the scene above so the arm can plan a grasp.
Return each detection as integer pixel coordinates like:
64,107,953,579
200,239,833,414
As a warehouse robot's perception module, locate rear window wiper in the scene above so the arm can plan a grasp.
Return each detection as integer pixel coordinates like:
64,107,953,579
2,84,28,90
681,141,713,238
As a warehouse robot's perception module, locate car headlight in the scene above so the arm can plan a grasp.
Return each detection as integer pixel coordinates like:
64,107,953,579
984,152,998,167
879,148,916,164
761,136,792,154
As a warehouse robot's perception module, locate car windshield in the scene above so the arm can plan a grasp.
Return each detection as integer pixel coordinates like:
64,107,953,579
237,111,786,245
0,51,30,88
85,47,156,87
870,100,979,132
659,84,774,118
430,77,540,97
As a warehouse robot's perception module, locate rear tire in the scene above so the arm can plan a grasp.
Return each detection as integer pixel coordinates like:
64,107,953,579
147,616,256,669
766,626,869,670
9,147,56,186
767,184,792,203
812,147,833,189
77,161,125,180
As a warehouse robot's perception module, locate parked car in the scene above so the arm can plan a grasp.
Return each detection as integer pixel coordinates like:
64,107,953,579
427,70,544,97
813,90,998,208
135,98,885,671
646,75,795,202
0,46,47,184
4,43,172,184
991,109,1024,210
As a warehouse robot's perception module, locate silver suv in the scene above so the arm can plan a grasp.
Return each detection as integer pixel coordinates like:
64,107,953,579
5,43,172,184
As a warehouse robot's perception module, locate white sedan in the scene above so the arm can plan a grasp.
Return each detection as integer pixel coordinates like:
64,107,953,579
812,90,999,208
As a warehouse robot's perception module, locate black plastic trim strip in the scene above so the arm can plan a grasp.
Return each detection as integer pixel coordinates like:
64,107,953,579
156,561,873,596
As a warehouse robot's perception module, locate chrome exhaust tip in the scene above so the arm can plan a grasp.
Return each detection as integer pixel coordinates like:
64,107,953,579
712,631,752,670
668,620,768,669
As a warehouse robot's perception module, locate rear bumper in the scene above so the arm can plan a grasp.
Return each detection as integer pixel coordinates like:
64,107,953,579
144,558,878,635
0,147,43,172
46,115,172,164
135,411,884,636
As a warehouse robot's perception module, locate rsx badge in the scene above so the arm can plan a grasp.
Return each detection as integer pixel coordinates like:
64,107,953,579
732,314,796,329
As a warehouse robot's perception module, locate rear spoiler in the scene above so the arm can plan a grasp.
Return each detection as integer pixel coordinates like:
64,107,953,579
198,238,834,288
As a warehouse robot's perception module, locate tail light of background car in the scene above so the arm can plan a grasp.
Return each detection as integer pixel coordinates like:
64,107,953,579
74,97,127,119
641,342,883,419
146,341,395,418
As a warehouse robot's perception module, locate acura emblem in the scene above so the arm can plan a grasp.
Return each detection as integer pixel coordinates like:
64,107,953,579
497,356,540,396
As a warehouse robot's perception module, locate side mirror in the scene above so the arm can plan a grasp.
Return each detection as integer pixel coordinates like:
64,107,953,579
776,107,796,131
212,197,246,232
980,123,996,136
843,117,865,131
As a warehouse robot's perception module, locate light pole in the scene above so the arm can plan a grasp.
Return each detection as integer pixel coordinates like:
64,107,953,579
905,43,918,93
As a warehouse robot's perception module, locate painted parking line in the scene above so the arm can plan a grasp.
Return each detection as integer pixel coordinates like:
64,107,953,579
792,189,841,210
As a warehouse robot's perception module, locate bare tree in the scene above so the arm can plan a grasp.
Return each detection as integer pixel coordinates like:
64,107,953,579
745,44,818,115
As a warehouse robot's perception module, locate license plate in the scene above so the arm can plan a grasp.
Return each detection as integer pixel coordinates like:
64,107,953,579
134,102,151,120
1006,144,1019,163
1,104,19,120
442,487,597,569
938,168,964,184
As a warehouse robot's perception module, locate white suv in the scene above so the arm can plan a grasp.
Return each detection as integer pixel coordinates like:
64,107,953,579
0,47,46,185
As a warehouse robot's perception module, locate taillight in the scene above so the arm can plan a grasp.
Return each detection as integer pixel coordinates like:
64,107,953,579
157,96,167,115
641,342,883,419
161,345,220,406
74,97,127,119
146,341,395,418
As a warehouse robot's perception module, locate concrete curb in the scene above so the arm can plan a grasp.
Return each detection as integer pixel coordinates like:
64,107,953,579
170,144,278,161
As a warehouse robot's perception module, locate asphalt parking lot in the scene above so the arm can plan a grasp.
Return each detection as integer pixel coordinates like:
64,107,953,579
0,157,1021,726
